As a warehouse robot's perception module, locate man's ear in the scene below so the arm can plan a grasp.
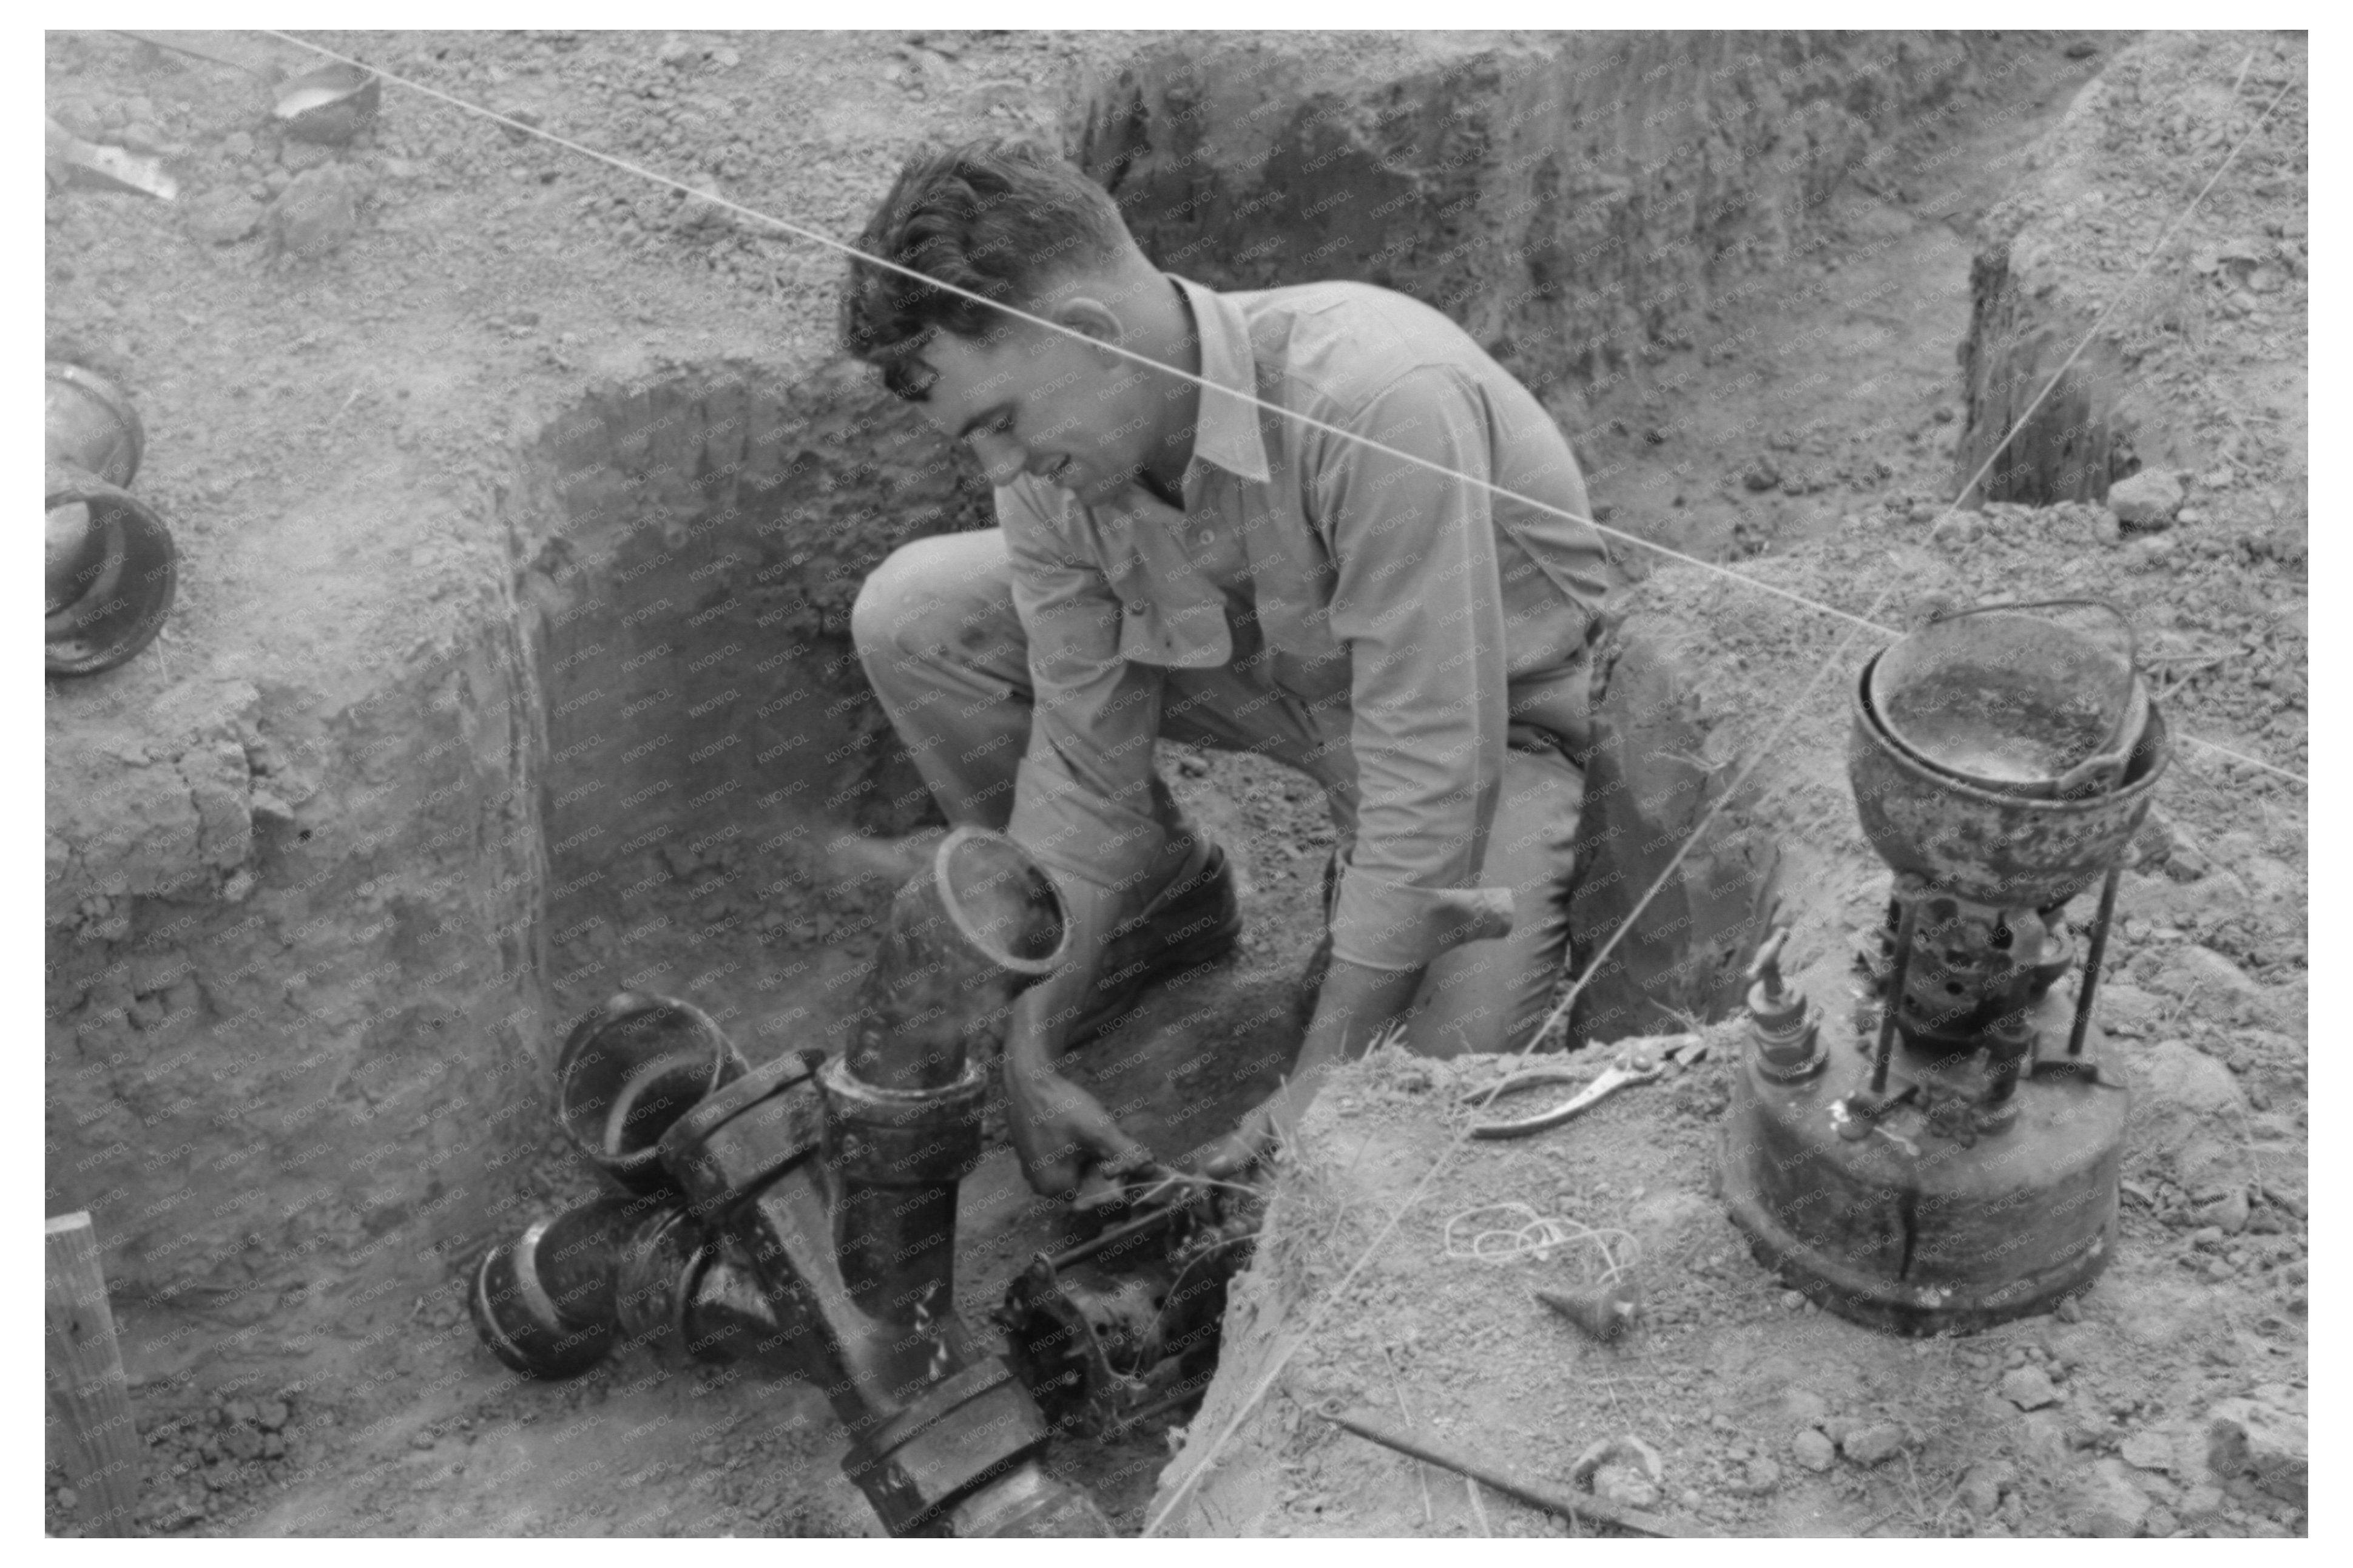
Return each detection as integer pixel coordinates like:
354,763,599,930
1050,297,1126,361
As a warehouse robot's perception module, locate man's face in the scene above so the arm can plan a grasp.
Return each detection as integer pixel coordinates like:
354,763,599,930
913,318,1171,509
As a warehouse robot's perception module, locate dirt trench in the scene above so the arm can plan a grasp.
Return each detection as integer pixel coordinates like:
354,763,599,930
43,26,2301,1541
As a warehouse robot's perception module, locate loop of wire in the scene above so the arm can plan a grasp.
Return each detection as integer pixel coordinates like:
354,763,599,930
1440,1201,1638,1280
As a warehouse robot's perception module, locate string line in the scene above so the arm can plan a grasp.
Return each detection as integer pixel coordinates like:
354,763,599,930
248,30,2306,786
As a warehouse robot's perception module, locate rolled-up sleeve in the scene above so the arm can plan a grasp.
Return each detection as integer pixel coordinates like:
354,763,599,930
1314,368,1519,970
996,484,1169,902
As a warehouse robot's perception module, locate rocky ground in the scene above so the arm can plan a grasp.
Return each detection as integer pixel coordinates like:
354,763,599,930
46,27,2302,1539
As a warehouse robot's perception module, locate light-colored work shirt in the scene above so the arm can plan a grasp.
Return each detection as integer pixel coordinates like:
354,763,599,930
1001,274,1616,972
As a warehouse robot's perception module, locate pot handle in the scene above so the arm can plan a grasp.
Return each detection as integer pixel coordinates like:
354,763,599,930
1923,596,2139,672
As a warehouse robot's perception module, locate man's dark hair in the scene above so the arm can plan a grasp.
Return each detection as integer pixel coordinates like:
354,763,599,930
840,138,1132,400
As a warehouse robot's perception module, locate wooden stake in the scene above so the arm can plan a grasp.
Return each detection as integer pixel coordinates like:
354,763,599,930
46,1212,142,1535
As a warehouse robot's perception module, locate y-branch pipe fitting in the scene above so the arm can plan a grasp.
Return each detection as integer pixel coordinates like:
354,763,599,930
474,831,1100,1535
654,827,1101,1536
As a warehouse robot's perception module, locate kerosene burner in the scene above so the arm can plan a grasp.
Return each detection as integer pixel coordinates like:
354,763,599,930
1720,601,2168,1333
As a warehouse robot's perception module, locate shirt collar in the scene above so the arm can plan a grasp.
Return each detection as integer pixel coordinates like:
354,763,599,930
1169,274,1273,487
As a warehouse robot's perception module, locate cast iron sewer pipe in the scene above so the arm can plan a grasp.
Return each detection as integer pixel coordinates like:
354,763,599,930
470,828,1107,1536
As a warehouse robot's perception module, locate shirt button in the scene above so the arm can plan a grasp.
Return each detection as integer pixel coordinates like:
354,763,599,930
1198,529,1215,547
1127,601,1147,617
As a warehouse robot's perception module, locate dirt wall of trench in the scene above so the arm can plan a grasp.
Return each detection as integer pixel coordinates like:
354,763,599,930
1070,31,1999,425
46,604,545,1380
42,344,991,1398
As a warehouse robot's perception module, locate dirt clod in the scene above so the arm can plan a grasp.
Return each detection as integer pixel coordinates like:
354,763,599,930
2108,469,2186,529
187,187,264,243
2002,1366,2061,1411
2064,1459,2150,1537
1838,1422,1907,1467
268,165,361,260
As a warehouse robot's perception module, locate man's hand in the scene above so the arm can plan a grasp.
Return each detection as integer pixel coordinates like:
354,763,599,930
1003,1058,1158,1198
996,867,1158,1200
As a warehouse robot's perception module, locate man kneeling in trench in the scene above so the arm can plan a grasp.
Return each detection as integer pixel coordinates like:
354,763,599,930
843,139,1618,1200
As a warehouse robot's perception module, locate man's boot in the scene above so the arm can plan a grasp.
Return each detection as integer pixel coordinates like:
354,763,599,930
1064,834,1243,1046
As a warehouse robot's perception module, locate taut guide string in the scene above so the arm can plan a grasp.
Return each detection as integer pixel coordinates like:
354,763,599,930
226,28,2309,793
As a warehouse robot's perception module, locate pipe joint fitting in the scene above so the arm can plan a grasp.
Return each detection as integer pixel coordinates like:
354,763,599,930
842,1357,1052,1537
556,992,747,1197
821,1057,988,1189
658,1048,828,1213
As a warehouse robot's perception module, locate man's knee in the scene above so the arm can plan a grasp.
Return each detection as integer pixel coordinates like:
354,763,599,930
850,538,939,664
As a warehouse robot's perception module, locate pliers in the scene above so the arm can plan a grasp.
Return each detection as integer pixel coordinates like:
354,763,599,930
1463,1035,1705,1141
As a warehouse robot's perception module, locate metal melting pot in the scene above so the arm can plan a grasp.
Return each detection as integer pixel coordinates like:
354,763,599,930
1717,622,2167,1334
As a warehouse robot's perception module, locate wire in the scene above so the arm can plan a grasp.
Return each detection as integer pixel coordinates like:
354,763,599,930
249,30,2306,788
241,29,1889,643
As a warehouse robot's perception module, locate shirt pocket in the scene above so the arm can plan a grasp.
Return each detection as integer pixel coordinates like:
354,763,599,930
1103,549,1230,669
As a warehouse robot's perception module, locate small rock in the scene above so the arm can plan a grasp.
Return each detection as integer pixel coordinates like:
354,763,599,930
55,1486,79,1512
223,1399,258,1427
187,188,264,244
2107,469,2185,529
1959,1460,2015,1516
1791,1429,1835,1472
256,1399,290,1433
712,46,741,68
1741,458,1779,492
657,35,698,66
2120,1430,2176,1472
2064,1458,2150,1536
1740,1458,1781,1495
2096,982,2162,1036
1841,1422,1907,1467
1782,1389,1829,1427
1592,1464,1661,1511
2206,1397,2307,1505
2055,1294,2085,1323
2196,1188,2252,1235
411,1430,437,1450
2002,1365,2061,1411
1780,1289,1806,1311
269,166,361,260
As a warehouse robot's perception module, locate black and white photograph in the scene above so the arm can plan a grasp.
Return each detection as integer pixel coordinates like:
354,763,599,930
39,15,2312,1542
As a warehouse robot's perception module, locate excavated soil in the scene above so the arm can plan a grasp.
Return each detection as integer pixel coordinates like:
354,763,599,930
44,27,2303,1540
